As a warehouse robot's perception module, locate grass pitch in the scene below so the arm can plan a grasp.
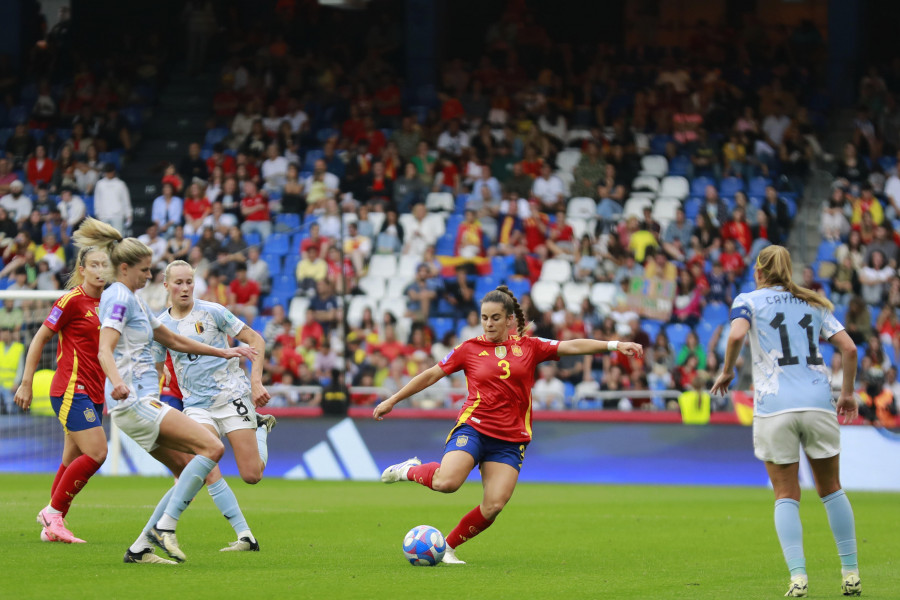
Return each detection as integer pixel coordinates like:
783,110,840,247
1,475,898,599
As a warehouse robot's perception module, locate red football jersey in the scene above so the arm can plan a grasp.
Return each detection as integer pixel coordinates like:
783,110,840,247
161,353,183,399
43,286,104,403
439,335,560,443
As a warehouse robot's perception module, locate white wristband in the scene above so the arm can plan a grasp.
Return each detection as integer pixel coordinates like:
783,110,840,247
608,341,618,352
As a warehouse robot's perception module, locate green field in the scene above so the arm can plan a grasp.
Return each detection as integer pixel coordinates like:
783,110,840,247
1,475,897,599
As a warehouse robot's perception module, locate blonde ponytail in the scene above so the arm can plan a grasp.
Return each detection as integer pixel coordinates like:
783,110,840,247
756,245,833,311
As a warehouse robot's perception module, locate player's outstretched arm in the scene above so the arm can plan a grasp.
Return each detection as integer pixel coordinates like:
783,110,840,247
14,324,54,410
153,325,257,361
558,339,644,358
374,364,447,420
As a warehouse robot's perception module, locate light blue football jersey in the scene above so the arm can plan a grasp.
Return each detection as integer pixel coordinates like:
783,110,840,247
730,287,844,416
99,281,162,406
152,300,249,409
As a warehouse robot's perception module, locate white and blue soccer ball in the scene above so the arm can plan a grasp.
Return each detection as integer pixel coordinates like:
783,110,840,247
402,525,446,566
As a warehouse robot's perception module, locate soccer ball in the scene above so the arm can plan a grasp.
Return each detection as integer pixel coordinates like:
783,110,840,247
402,525,446,566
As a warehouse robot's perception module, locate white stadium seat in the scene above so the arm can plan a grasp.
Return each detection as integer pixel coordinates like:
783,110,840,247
385,276,412,298
566,197,597,220
425,192,454,213
556,149,582,173
288,296,310,325
357,275,386,298
590,282,618,312
347,296,378,327
562,281,591,313
652,197,682,226
623,196,653,220
367,254,397,279
531,280,561,312
539,258,573,283
659,175,689,199
632,175,660,194
397,255,420,280
566,217,594,241
367,211,385,234
639,154,668,178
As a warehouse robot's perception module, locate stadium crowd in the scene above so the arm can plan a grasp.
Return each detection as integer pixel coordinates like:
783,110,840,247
0,3,896,424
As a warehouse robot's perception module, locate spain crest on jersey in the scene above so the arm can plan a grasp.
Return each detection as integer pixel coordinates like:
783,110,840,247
494,346,507,359
83,407,97,423
195,321,205,335
512,345,522,356
456,435,468,447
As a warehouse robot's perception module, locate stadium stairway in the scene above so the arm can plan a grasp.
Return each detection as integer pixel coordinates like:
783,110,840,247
119,65,218,232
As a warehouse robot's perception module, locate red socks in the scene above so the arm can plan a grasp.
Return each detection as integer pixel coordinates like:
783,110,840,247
50,464,66,497
50,455,101,515
406,462,440,489
446,505,494,549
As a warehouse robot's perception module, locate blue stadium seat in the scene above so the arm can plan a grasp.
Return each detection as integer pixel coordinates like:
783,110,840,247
120,107,143,129
650,134,672,156
55,128,72,141
563,382,575,405
272,279,297,299
701,302,729,327
782,195,797,219
446,214,464,236
832,304,848,324
262,254,283,276
83,195,94,217
204,127,230,146
683,196,702,221
454,194,469,214
474,276,500,299
262,295,290,311
244,232,261,247
739,280,756,294
639,319,662,343
262,233,291,255
816,240,840,263
695,321,717,351
880,155,897,173
99,151,121,170
718,177,744,198
491,255,514,281
8,105,28,125
665,323,691,350
435,298,456,318
251,315,272,333
690,176,715,197
283,255,300,277
668,155,690,177
316,128,337,143
748,176,771,197
429,317,455,341
0,128,13,147
507,278,532,298
275,213,302,230
435,234,455,256
303,149,324,171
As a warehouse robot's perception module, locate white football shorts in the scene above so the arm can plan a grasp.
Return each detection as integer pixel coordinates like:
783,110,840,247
184,395,258,437
753,410,841,464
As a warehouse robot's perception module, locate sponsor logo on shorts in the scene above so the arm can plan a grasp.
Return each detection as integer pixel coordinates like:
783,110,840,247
110,303,127,323
512,345,522,356
494,346,507,359
456,435,468,447
83,407,97,422
47,306,63,325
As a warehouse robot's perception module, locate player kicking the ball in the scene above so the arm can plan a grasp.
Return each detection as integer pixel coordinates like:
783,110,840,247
121,259,275,560
374,285,642,564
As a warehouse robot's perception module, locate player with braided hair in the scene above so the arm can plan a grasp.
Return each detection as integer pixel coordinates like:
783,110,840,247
374,285,643,564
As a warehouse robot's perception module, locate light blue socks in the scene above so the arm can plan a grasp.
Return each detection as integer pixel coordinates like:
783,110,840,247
157,455,216,529
256,427,269,466
208,478,250,537
822,489,859,574
774,498,806,576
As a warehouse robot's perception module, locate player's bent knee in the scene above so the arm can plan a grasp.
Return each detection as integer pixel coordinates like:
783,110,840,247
240,468,263,484
88,447,108,464
432,477,464,493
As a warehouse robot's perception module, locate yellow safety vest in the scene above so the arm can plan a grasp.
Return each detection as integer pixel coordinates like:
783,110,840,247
678,389,711,425
0,341,24,390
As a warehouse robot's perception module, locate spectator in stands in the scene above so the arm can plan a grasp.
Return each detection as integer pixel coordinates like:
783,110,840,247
5,124,35,169
296,244,327,296
864,223,898,267
310,279,339,334
393,163,427,214
93,163,131,234
688,128,721,181
845,295,873,344
26,145,55,187
245,246,270,294
0,180,32,225
392,116,421,162
504,160,534,199
436,119,469,159
239,180,272,239
533,363,565,410
179,141,209,183
359,160,393,206
302,159,340,211
137,223,167,269
722,131,750,180
405,263,440,321
701,185,729,228
721,207,753,255
0,325,25,414
859,250,893,306
183,181,212,235
836,142,868,185
850,182,884,229
0,158,16,195
229,263,260,322
202,200,238,237
57,187,85,229
660,207,692,261
342,221,372,275
261,143,289,192
442,265,476,320
531,162,565,213
569,140,603,199
151,181,183,235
